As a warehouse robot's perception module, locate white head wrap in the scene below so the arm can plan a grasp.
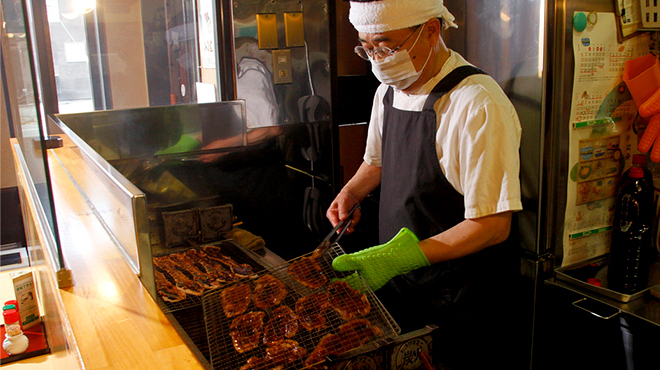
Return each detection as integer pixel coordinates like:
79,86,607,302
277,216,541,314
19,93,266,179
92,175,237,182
349,0,458,34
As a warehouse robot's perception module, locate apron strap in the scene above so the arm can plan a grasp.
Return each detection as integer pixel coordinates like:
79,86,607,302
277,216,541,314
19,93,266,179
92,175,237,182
423,65,487,111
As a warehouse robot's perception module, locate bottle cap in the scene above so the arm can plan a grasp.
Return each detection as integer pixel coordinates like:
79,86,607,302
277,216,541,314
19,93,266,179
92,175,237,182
2,304,16,311
632,154,647,165
630,167,644,178
3,309,20,325
587,278,602,287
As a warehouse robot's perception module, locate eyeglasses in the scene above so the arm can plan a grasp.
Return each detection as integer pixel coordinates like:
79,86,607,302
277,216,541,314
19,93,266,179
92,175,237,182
354,25,422,61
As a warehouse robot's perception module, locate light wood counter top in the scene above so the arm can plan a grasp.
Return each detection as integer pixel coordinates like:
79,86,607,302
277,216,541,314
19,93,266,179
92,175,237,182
6,137,206,369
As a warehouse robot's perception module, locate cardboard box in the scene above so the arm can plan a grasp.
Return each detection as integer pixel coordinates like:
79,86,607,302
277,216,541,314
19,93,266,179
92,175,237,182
9,270,40,329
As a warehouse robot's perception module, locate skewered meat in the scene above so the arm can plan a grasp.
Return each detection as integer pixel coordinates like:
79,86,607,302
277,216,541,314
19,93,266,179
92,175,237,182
168,252,220,289
327,281,370,321
263,305,299,346
338,319,382,350
153,256,204,296
221,283,252,318
287,257,328,289
154,269,187,302
186,248,239,283
253,275,288,309
230,311,266,354
239,340,306,370
202,245,257,278
304,334,345,368
295,292,330,331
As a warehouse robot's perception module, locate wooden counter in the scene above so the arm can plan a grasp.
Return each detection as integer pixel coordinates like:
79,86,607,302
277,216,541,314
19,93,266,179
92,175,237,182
6,138,206,370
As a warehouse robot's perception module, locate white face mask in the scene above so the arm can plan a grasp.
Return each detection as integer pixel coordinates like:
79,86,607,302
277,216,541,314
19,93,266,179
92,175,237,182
370,24,432,90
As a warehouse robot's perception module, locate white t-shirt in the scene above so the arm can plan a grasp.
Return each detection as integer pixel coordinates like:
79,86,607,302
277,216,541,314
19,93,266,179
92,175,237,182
364,51,523,219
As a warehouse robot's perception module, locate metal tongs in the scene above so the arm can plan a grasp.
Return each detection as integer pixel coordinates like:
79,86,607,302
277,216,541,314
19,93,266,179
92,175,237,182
311,203,360,259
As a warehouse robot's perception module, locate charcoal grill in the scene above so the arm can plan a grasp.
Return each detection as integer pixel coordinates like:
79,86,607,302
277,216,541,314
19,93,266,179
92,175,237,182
203,244,400,370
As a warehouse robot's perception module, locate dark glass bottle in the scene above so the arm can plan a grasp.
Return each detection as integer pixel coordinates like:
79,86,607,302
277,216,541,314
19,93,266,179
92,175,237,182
607,167,655,294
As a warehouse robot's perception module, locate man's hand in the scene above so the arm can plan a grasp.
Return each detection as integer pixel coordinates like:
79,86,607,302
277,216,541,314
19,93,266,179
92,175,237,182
332,228,430,291
326,161,382,234
326,191,362,234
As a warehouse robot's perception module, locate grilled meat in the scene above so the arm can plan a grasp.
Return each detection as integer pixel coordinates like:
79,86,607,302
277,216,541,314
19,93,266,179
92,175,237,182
263,305,299,346
238,340,306,370
238,357,280,370
202,245,257,278
153,256,204,296
266,339,307,367
186,248,239,284
287,257,328,289
153,245,255,303
304,334,345,368
230,311,266,354
327,281,370,321
304,320,381,369
253,275,288,309
295,292,330,331
168,252,220,289
154,269,187,303
222,283,253,318
338,319,382,350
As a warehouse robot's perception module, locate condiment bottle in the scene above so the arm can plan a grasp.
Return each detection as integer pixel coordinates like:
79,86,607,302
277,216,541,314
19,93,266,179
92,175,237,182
2,309,28,355
608,167,655,293
619,154,654,192
3,300,21,330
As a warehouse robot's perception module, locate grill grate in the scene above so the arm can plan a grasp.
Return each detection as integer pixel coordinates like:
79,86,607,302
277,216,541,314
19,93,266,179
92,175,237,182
171,306,211,362
155,239,268,314
204,244,400,370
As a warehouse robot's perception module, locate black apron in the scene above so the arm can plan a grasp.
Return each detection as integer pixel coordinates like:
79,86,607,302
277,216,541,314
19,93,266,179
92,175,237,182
376,66,519,370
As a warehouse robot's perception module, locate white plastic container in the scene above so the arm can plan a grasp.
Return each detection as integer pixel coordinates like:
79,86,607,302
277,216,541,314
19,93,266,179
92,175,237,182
3,332,29,355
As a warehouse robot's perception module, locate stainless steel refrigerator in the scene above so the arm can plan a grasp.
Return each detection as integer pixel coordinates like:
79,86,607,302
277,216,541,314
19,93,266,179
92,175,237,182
443,0,660,369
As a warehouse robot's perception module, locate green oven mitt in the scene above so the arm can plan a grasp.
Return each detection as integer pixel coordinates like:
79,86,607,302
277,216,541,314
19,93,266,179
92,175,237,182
155,135,201,155
332,228,430,291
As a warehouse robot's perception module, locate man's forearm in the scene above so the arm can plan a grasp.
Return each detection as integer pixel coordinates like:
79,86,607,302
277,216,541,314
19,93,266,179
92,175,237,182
418,211,513,264
341,161,382,201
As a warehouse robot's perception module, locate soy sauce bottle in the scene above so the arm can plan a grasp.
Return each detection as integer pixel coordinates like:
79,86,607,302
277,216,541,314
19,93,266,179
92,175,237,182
619,154,653,192
607,167,655,294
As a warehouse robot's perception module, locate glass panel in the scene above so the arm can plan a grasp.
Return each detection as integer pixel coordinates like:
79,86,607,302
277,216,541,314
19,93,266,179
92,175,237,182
45,0,94,113
1,0,63,267
232,0,333,127
197,0,221,100
12,140,82,367
50,102,247,280
45,0,212,112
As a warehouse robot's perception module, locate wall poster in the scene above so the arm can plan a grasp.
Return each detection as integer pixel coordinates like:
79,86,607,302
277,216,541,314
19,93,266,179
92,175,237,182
563,12,650,266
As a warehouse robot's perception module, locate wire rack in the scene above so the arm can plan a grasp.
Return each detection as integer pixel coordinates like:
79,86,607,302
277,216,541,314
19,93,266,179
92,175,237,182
203,244,400,370
155,239,269,313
